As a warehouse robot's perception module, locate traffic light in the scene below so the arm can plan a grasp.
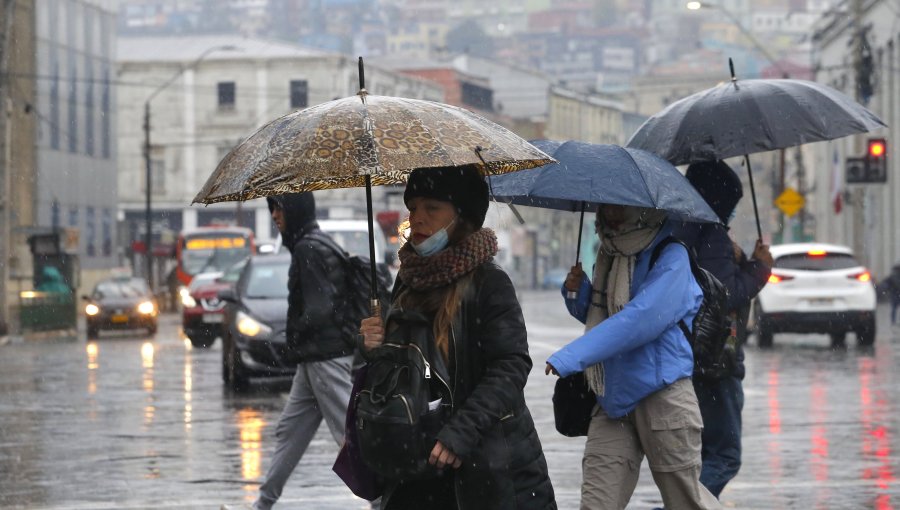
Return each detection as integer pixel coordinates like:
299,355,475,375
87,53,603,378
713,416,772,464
865,138,887,183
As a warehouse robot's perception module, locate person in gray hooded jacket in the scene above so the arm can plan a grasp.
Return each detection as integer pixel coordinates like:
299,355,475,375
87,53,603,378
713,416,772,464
228,192,354,510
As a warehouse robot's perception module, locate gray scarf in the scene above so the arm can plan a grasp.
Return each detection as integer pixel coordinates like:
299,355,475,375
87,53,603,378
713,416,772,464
584,207,667,396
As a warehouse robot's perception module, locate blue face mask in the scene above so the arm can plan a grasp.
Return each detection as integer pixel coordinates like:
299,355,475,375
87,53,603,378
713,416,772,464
413,220,454,257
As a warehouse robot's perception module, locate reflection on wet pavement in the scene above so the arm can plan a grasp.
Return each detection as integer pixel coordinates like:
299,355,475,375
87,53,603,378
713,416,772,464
0,299,898,508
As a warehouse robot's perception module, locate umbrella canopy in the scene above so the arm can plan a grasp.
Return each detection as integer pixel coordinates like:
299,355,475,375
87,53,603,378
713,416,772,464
626,77,886,166
488,140,720,224
193,94,552,205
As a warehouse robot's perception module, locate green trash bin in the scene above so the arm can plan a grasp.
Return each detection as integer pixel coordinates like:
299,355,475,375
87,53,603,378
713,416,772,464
19,291,76,332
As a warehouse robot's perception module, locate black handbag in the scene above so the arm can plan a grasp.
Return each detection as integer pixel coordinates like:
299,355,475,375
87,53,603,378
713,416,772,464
552,372,596,437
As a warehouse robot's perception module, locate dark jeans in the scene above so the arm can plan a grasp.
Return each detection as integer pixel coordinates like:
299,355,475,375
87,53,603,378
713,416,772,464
693,375,744,498
891,295,900,324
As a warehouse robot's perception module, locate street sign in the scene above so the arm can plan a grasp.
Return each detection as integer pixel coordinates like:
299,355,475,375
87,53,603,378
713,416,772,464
774,187,805,217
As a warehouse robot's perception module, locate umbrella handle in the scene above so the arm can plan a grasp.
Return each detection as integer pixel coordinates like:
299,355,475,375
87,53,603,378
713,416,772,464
744,155,763,241
567,202,586,300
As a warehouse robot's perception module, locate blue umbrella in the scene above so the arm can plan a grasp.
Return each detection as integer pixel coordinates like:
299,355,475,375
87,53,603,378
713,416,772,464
488,140,719,273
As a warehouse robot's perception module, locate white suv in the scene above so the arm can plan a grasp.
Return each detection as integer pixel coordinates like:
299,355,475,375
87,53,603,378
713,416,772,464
753,243,876,348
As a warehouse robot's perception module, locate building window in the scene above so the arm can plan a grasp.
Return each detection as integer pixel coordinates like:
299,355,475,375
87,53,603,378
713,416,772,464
102,208,112,256
68,207,79,228
86,207,96,257
290,80,308,109
101,66,111,158
150,158,165,193
50,59,60,150
68,54,78,153
85,58,95,156
218,81,236,110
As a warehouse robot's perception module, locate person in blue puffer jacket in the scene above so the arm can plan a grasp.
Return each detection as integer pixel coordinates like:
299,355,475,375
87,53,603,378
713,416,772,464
545,203,721,510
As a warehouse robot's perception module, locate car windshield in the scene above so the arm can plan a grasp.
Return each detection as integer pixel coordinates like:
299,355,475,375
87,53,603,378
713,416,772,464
244,262,289,299
95,280,148,299
220,259,248,284
775,252,860,271
328,230,370,257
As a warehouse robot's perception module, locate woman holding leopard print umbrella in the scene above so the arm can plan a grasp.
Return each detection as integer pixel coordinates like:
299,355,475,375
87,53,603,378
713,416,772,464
359,164,557,510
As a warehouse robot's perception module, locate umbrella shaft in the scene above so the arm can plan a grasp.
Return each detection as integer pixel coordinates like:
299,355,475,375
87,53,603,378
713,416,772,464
365,175,378,303
744,155,763,241
575,203,585,266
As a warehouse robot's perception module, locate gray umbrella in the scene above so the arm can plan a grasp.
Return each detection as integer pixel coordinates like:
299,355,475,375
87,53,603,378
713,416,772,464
627,60,886,239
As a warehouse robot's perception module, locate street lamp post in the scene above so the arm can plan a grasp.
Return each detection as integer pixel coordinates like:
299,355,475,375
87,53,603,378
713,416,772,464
142,45,235,289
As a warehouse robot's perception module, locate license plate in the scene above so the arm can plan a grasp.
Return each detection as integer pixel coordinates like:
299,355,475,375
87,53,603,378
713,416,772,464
809,298,833,306
203,313,224,323
111,314,128,323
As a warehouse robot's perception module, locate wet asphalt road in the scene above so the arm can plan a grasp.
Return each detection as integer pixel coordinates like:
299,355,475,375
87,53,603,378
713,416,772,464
2,291,899,509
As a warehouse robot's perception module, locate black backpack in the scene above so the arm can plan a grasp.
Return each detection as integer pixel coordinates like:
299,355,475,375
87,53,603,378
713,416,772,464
355,308,451,480
308,233,393,348
650,237,736,381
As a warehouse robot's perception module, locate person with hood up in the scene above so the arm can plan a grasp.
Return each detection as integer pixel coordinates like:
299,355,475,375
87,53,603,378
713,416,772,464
880,264,900,327
674,160,773,499
359,165,556,510
227,192,355,510
547,204,721,510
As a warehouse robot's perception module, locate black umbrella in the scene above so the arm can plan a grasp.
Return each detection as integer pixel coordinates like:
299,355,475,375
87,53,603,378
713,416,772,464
626,59,886,239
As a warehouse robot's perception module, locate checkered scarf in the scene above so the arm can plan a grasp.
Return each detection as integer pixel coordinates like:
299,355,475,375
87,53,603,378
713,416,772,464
397,228,498,290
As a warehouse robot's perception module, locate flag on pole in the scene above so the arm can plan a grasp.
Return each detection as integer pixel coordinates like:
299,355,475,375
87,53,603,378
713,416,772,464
831,148,843,214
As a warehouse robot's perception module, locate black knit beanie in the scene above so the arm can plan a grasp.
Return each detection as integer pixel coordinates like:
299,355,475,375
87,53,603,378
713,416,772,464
686,160,743,223
403,165,489,228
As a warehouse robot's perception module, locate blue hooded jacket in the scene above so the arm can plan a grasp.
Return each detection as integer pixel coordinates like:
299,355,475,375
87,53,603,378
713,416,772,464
547,224,703,418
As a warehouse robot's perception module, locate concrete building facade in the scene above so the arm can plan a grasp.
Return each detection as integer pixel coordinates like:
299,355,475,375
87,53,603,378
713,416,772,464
810,0,898,279
116,35,443,284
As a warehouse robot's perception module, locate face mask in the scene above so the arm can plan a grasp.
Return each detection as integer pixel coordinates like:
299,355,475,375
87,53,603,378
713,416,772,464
413,220,454,257
727,209,737,225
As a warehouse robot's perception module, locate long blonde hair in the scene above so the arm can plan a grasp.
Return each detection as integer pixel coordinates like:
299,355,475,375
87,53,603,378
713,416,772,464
396,220,476,360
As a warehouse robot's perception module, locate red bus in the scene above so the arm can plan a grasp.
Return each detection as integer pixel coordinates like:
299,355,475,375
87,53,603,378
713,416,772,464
175,226,255,287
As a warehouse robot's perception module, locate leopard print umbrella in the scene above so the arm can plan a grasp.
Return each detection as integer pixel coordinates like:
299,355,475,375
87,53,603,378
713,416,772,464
193,93,554,204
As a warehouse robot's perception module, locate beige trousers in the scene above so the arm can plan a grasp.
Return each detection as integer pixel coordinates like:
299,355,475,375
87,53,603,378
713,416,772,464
580,378,722,510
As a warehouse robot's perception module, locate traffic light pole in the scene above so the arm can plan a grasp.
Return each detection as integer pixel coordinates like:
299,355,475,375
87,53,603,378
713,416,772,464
852,0,870,267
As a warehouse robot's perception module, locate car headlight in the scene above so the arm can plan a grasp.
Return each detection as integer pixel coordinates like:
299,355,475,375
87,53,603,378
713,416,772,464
137,301,156,315
236,310,272,338
181,293,197,308
85,303,100,316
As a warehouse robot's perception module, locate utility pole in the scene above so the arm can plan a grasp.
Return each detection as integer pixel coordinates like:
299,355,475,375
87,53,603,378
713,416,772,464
852,0,866,263
0,0,16,335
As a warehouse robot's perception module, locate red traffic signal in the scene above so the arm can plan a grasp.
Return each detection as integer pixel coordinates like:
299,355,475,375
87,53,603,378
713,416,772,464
867,138,886,158
864,138,888,183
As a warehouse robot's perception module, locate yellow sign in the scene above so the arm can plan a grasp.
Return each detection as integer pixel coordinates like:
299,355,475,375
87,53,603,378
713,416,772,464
185,237,246,250
774,187,805,217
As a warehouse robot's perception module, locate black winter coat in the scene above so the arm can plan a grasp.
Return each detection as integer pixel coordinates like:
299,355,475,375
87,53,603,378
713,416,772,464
383,262,556,510
285,226,352,361
675,222,770,379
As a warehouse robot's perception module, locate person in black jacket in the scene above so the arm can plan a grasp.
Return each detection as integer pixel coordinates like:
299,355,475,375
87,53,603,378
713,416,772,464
674,160,773,499
242,192,354,510
359,165,556,510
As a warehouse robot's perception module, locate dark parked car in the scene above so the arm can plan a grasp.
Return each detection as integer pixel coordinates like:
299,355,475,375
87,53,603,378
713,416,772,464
83,277,158,339
219,254,298,390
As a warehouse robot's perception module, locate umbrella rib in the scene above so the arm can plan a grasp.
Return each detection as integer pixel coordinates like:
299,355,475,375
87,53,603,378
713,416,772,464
620,149,657,209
